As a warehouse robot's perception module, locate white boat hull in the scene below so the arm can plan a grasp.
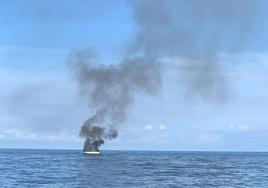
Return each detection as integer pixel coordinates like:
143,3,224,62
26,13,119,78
84,151,100,155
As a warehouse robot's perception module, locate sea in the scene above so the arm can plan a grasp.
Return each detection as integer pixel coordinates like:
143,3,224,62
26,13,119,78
0,149,268,187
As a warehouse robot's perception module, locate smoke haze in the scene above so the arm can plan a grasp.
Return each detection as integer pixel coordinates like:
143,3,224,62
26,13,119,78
130,0,259,100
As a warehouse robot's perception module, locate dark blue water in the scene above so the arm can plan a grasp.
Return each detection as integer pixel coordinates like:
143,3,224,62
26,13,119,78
1,149,268,187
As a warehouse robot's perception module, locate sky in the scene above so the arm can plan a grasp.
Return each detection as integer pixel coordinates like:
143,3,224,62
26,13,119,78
1,0,268,151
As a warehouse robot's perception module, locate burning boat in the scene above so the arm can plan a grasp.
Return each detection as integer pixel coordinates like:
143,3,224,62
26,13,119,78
83,138,103,155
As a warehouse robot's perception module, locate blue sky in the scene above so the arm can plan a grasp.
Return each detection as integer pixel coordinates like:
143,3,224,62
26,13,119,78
1,0,268,151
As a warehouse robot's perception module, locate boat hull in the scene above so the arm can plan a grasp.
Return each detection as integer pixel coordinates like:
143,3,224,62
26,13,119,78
84,151,100,155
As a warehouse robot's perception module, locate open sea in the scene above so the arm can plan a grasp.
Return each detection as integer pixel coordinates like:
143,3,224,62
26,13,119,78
0,149,268,187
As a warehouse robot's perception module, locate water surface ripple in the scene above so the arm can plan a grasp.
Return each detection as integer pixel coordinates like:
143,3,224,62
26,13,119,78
1,149,268,187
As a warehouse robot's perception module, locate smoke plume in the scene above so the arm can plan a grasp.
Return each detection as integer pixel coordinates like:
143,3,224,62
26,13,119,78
69,51,161,151
70,0,260,151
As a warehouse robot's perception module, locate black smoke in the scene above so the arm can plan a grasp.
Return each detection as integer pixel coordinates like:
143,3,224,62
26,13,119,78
69,52,161,152
70,0,261,152
83,138,104,152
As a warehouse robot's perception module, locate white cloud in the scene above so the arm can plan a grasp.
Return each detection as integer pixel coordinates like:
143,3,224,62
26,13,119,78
159,124,167,130
0,127,79,141
47,127,77,141
229,124,251,132
144,124,167,130
0,129,37,140
145,124,153,130
196,134,222,144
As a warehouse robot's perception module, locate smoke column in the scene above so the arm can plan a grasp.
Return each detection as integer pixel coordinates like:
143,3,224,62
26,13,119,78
70,0,260,151
69,51,161,151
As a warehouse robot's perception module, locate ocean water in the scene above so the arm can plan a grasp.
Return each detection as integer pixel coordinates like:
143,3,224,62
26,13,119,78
0,149,268,187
